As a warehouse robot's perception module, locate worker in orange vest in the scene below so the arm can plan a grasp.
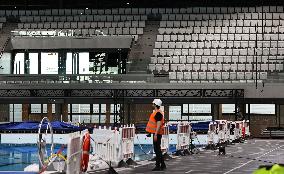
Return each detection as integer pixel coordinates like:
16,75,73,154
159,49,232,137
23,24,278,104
146,99,166,171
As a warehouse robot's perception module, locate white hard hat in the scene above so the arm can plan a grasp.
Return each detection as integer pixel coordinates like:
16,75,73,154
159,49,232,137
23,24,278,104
152,99,162,106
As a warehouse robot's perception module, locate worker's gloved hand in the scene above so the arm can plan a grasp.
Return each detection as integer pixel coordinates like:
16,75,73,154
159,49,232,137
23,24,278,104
146,133,151,137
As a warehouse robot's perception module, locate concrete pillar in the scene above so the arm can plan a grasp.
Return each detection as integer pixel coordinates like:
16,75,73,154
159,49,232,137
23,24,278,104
55,104,62,121
105,104,110,125
47,104,52,121
22,104,29,121
211,104,221,121
278,104,284,127
0,104,9,122
62,103,68,122
164,104,169,121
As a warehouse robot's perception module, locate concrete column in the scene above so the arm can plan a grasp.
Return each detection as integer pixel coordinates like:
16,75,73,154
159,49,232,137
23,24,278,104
22,104,29,121
211,104,221,121
47,104,52,121
105,104,110,125
163,104,169,121
62,103,68,122
55,104,62,121
0,104,9,122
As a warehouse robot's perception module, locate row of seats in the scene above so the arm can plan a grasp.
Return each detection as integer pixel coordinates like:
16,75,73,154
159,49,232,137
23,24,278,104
19,15,147,23
160,20,284,27
151,56,284,64
13,28,142,37
18,21,146,29
0,6,282,16
168,71,268,80
154,41,284,49
158,27,284,35
169,80,263,83
149,63,283,72
156,34,284,41
161,13,284,21
152,48,284,56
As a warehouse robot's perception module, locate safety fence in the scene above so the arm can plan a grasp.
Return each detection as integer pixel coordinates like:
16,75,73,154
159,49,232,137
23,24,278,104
161,123,170,154
176,122,191,151
92,125,135,167
66,130,86,174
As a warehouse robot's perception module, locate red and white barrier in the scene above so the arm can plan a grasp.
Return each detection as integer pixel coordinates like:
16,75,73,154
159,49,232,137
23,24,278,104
66,130,86,174
176,122,191,151
207,122,217,145
215,120,227,143
243,120,250,137
91,125,135,167
120,125,135,160
161,123,169,154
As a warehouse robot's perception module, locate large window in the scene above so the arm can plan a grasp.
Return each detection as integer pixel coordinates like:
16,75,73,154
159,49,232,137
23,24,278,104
13,53,24,74
9,104,22,122
169,106,181,120
246,104,275,114
183,104,211,113
29,53,38,74
41,52,58,74
222,104,235,113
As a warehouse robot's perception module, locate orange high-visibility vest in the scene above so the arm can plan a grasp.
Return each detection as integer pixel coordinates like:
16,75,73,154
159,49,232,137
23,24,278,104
146,110,165,135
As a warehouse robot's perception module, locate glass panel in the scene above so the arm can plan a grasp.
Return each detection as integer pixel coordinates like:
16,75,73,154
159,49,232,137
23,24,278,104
41,52,58,74
93,104,99,113
14,53,25,74
189,104,211,113
31,104,41,113
9,104,22,122
247,104,275,114
43,104,47,113
222,104,235,113
169,106,181,120
183,104,188,113
29,53,38,74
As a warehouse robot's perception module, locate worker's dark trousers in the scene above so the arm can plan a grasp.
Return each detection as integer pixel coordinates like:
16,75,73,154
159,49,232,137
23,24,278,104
153,134,165,167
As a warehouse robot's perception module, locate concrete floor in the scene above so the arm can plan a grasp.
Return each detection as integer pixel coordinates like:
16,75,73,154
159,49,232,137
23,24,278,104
96,139,284,174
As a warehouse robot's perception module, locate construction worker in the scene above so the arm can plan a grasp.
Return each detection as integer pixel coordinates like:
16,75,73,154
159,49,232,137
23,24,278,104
146,99,167,171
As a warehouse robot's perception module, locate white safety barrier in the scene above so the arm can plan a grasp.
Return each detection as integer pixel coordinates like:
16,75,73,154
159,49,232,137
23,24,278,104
161,123,169,154
120,125,135,160
234,122,241,140
92,125,135,167
176,122,191,151
218,123,226,143
66,130,86,174
215,120,227,143
226,121,232,142
243,120,250,137
207,122,217,145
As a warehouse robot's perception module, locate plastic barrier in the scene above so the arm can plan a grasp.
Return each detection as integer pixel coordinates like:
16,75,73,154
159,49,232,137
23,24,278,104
218,123,226,143
226,121,232,142
234,122,241,140
120,125,135,161
176,122,191,151
66,130,86,174
161,123,169,154
215,120,228,143
244,120,250,137
206,121,217,150
207,122,217,145
92,125,135,167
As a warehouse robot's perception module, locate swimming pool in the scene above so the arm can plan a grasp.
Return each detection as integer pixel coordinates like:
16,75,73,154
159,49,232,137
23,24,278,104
0,144,178,171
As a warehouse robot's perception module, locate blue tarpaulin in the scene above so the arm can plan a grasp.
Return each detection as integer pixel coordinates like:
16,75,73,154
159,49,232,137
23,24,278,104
0,121,86,133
